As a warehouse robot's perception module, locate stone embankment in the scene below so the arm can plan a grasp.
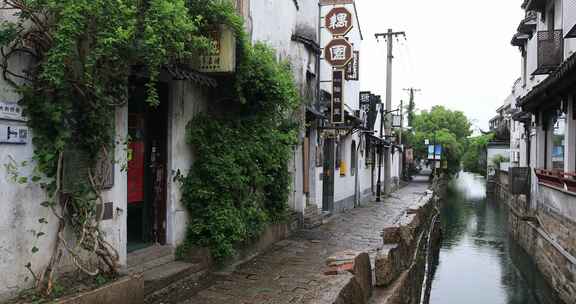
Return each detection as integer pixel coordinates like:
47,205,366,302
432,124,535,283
489,172,575,304
315,187,442,304
369,190,441,304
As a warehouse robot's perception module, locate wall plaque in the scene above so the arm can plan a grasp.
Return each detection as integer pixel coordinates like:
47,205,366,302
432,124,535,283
195,25,236,74
0,101,26,122
0,124,28,144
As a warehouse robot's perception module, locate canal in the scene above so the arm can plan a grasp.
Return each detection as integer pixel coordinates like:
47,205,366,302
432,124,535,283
428,172,563,304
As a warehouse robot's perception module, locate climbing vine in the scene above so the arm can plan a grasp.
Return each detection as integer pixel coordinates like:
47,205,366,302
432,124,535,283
179,41,301,260
0,0,239,297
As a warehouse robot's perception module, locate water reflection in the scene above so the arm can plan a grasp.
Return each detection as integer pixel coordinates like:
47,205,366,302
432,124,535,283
428,172,562,304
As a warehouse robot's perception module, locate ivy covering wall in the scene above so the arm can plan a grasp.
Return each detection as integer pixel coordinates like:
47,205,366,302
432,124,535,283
180,41,301,260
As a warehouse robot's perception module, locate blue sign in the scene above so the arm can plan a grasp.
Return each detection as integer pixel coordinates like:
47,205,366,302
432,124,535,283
427,144,443,160
435,144,442,160
427,145,435,160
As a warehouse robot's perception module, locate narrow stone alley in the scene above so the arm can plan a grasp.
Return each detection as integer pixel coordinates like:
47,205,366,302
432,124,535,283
146,176,431,304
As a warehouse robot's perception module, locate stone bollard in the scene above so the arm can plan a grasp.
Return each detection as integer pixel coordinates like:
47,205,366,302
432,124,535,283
325,250,372,302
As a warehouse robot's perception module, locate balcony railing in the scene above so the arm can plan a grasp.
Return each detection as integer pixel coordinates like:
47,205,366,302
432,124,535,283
533,30,563,75
535,169,576,193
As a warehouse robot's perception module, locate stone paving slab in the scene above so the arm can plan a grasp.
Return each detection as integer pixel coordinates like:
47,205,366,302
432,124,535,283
178,178,430,304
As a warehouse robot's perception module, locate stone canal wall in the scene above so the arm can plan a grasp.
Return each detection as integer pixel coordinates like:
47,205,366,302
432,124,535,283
369,189,442,304
488,175,576,304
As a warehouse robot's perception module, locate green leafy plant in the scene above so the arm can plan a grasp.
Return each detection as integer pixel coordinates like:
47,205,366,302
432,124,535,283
462,133,494,176
180,41,300,261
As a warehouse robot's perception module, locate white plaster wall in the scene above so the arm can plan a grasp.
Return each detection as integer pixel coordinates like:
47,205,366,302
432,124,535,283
165,81,209,246
0,75,128,301
249,0,318,214
537,186,576,222
0,12,53,299
0,8,129,299
487,146,510,169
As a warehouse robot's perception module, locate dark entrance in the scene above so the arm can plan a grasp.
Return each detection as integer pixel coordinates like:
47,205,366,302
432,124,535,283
127,82,169,252
322,138,335,212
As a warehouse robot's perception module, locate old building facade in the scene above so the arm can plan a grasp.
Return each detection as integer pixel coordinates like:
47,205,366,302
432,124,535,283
0,0,393,300
502,0,576,302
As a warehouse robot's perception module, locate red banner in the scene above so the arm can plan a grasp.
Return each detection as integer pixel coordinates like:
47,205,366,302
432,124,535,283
128,141,144,204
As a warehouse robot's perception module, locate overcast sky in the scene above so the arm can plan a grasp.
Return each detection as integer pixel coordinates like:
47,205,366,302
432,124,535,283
355,0,525,133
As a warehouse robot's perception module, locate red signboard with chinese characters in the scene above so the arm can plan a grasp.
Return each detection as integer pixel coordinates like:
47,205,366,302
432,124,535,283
325,7,353,36
128,141,145,204
332,70,345,124
324,38,353,67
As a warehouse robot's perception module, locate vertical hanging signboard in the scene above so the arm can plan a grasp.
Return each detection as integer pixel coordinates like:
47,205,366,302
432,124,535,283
346,51,359,81
332,70,345,124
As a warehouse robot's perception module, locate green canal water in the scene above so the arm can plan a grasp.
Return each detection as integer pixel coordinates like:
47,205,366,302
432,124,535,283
428,172,563,304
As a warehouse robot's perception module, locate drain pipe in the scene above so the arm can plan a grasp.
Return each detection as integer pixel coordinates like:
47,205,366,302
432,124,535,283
419,206,440,304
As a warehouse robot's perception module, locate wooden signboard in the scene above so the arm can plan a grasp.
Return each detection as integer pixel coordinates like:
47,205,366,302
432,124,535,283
332,70,345,124
324,38,353,68
325,7,353,36
195,25,236,73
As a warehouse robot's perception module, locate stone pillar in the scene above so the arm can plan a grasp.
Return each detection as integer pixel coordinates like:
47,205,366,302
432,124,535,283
565,95,576,172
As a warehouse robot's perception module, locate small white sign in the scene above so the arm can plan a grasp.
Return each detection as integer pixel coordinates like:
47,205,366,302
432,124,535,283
0,101,26,122
0,124,28,144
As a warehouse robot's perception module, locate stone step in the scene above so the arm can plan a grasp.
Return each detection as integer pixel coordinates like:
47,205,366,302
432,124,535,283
143,261,204,295
127,252,176,275
127,244,174,268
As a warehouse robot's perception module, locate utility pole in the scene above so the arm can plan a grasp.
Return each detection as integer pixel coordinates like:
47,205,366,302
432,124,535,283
375,29,405,196
399,99,403,145
376,102,384,202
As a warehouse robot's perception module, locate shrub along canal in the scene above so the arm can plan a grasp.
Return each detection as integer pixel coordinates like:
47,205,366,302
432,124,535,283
428,172,563,304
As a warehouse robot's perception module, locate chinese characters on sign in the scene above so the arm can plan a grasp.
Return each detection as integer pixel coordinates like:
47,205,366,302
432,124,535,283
346,51,359,81
359,91,371,108
0,101,25,122
331,45,347,60
0,124,28,144
332,70,345,124
324,38,353,67
392,114,402,128
325,7,353,36
196,25,236,73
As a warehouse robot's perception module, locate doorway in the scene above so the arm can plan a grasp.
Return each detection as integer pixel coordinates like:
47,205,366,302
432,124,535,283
127,82,169,252
322,138,335,212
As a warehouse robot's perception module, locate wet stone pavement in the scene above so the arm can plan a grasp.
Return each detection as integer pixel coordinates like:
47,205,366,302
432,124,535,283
170,177,430,304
